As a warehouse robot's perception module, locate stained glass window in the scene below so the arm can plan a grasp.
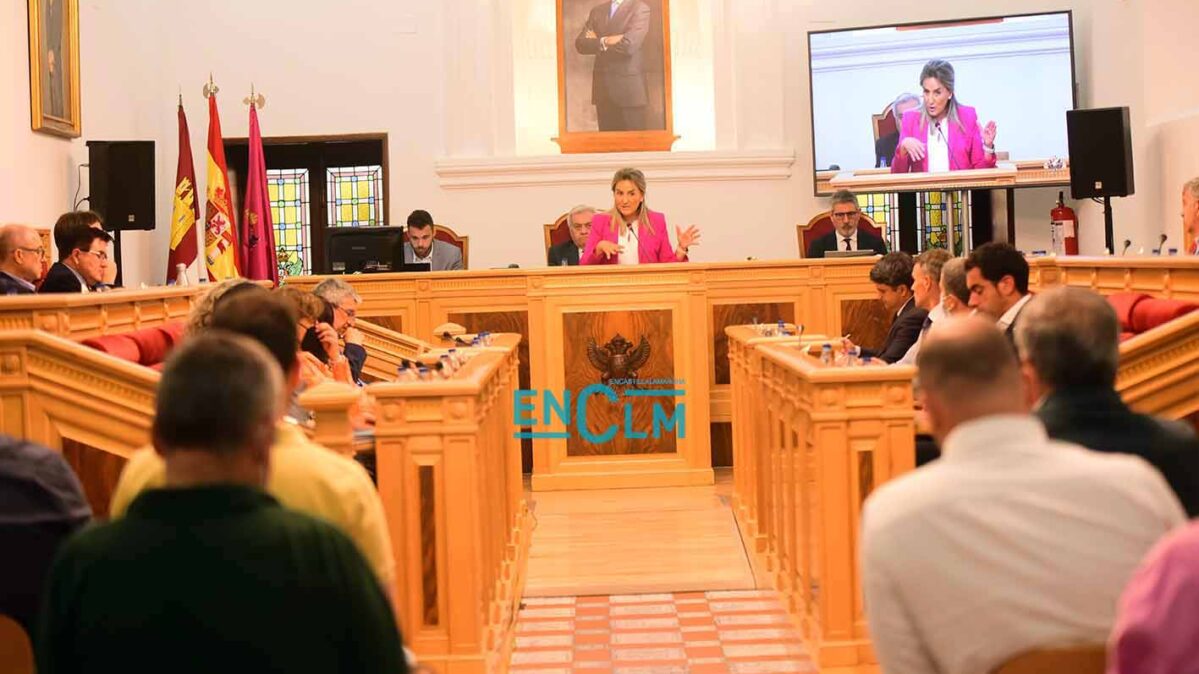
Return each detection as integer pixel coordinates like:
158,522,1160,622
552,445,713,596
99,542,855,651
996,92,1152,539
918,191,970,255
267,168,311,277
327,165,384,228
857,192,900,250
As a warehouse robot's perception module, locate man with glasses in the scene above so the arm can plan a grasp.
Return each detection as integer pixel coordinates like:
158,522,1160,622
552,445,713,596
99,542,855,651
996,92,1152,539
41,226,111,294
0,224,47,294
806,190,889,258
313,277,367,384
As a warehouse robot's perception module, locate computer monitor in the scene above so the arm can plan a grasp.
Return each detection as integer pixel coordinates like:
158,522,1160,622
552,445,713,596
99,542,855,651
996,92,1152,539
325,226,405,274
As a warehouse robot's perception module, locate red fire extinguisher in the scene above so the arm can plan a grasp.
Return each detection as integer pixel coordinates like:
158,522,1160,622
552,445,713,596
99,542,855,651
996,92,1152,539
1051,191,1079,255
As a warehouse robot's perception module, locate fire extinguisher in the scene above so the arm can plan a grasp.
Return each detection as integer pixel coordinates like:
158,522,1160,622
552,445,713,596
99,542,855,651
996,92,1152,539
1051,191,1079,255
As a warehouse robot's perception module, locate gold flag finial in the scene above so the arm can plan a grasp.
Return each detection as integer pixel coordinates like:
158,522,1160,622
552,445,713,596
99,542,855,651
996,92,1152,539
243,82,265,110
203,73,219,99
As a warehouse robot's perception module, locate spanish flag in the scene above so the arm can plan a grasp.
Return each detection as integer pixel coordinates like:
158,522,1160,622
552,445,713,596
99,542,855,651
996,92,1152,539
166,101,199,282
203,92,239,280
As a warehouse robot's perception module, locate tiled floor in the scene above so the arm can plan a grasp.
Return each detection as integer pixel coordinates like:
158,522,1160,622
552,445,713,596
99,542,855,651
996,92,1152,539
510,590,813,674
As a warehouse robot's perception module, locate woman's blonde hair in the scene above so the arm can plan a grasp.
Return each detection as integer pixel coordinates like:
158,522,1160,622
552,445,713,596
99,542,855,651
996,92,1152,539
608,167,651,236
186,278,251,336
274,286,326,323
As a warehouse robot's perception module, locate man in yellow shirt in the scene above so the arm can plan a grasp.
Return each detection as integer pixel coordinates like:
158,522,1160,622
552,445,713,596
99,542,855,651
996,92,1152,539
109,290,395,596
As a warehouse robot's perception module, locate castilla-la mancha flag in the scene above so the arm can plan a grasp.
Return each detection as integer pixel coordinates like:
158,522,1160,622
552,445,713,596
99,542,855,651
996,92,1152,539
166,101,199,282
203,93,239,281
237,105,278,285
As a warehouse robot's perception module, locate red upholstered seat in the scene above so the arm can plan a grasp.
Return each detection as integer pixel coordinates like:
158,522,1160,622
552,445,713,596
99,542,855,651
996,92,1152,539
82,334,141,364
81,320,187,368
1106,292,1149,332
1130,298,1199,334
797,211,885,257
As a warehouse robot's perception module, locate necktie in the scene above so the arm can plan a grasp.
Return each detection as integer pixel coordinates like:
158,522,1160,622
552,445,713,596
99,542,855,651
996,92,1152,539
920,315,933,337
843,237,852,251
610,0,621,17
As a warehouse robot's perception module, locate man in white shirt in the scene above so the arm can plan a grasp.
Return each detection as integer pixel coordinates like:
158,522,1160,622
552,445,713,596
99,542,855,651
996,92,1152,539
964,242,1031,343
896,248,951,366
861,316,1185,674
548,205,593,266
806,190,889,258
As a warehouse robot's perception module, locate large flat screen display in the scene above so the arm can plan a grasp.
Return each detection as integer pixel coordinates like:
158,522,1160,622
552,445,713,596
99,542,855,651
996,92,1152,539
808,12,1076,193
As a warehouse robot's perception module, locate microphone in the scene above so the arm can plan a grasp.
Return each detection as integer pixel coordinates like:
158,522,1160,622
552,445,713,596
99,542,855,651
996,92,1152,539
1121,239,1131,256
1157,234,1168,255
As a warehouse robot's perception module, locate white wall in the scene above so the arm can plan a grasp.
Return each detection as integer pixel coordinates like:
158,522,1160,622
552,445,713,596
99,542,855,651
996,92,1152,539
3,0,1191,287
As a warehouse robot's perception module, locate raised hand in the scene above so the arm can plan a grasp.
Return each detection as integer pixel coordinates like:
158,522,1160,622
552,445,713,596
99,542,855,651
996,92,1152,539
316,322,341,360
982,120,997,148
899,137,926,162
676,225,701,250
596,240,624,259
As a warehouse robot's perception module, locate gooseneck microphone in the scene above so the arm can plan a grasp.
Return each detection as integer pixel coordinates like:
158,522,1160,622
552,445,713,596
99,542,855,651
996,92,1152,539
1121,239,1132,256
1158,234,1168,255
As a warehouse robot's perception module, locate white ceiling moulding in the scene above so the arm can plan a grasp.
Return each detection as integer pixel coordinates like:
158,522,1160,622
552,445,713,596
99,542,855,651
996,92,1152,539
434,149,795,189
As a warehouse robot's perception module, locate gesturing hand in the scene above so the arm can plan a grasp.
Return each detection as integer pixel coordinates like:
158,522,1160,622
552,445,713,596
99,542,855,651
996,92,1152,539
595,240,624,259
899,137,926,162
982,120,997,148
603,34,624,46
316,322,341,360
676,225,701,250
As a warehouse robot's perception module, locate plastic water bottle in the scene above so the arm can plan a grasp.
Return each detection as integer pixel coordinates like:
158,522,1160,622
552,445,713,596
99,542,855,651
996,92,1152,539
439,355,453,377
777,319,786,336
820,343,833,365
847,344,861,366
174,263,188,286
417,365,430,381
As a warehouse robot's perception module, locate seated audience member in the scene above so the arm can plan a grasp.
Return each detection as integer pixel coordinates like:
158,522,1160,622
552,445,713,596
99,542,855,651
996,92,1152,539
549,205,594,267
0,436,90,636
185,277,255,335
0,224,47,295
964,242,1031,341
38,333,406,674
897,248,951,365
939,257,971,316
1017,287,1199,516
400,209,463,271
1183,176,1199,255
109,292,395,592
313,277,367,383
276,286,354,388
580,168,700,265
54,210,119,287
874,93,920,168
1109,521,1199,674
40,226,112,294
806,190,889,258
862,316,1185,674
843,252,927,363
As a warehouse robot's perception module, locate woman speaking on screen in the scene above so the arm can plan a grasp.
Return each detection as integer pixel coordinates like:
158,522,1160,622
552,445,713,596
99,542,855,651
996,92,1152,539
891,59,998,173
580,168,701,265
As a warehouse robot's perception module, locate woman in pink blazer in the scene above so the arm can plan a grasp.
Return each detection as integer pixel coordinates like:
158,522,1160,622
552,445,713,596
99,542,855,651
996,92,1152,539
580,168,701,265
891,59,998,173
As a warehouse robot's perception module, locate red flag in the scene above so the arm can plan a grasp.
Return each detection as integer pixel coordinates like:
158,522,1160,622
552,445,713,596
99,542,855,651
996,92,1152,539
166,101,199,282
238,105,278,284
203,92,239,280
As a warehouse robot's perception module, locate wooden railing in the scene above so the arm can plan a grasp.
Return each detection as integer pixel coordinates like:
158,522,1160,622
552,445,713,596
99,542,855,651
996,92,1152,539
357,319,431,382
0,286,198,339
727,325,915,673
367,334,529,674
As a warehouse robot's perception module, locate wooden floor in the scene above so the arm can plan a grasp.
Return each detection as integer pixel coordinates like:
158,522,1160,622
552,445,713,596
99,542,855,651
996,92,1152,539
524,469,758,597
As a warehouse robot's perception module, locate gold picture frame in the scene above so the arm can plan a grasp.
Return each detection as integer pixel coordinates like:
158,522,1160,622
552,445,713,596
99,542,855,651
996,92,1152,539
28,0,81,138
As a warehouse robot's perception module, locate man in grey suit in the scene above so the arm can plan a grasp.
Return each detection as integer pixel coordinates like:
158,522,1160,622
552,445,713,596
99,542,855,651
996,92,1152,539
574,0,652,132
401,210,463,271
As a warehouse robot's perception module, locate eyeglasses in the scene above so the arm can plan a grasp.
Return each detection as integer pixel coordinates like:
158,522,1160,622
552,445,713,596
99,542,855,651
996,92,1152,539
831,211,860,221
81,250,108,261
16,246,44,257
335,305,357,319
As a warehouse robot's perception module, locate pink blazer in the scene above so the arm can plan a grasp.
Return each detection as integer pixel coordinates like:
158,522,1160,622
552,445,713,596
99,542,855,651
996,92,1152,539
890,104,997,173
580,211,685,265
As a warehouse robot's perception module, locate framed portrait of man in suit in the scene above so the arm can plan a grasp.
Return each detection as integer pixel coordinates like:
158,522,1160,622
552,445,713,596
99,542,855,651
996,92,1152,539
555,0,676,153
28,0,81,138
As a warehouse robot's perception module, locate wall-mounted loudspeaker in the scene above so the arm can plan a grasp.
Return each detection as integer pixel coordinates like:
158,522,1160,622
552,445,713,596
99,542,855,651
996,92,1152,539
86,140,155,231
1066,107,1134,200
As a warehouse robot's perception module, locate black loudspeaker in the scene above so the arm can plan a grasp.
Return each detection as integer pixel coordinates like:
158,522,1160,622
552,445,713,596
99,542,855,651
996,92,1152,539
87,140,155,231
1066,107,1134,199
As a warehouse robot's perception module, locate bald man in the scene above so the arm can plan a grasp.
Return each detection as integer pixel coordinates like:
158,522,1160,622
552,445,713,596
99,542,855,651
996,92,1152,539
861,316,1184,674
0,225,45,295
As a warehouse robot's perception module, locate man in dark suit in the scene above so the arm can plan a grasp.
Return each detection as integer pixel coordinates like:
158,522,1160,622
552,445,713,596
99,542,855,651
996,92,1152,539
1017,287,1199,516
0,225,46,295
964,242,1031,344
574,0,652,131
548,205,594,267
807,190,889,258
844,252,927,363
41,226,111,293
